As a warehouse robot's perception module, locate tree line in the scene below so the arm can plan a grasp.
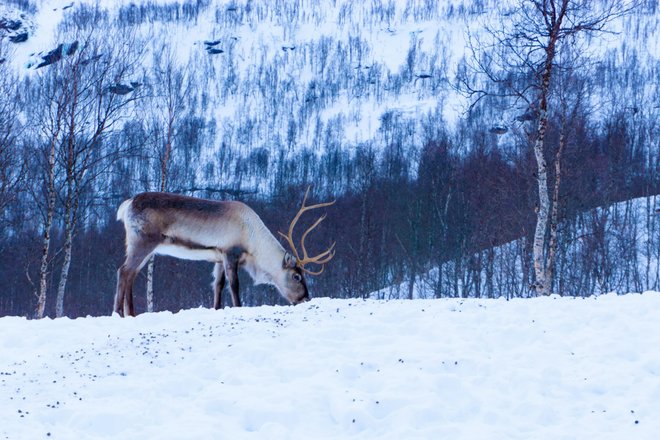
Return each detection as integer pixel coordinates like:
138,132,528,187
0,101,656,316
0,0,657,317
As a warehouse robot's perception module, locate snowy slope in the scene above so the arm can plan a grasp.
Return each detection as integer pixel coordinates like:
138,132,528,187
2,0,656,193
2,295,660,439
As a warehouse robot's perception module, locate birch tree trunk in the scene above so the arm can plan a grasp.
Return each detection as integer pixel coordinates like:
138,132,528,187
36,212,54,318
54,66,79,318
545,119,567,295
55,176,79,317
36,163,56,318
36,135,58,319
532,5,566,296
146,261,155,312
531,71,553,296
55,196,73,317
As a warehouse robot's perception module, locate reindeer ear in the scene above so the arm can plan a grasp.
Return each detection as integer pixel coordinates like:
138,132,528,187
283,252,297,269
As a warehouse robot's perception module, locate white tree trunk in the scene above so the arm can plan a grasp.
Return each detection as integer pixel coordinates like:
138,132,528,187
146,255,155,313
545,119,568,295
36,203,54,319
532,34,558,296
55,194,74,317
55,223,73,317
532,107,551,296
36,144,57,319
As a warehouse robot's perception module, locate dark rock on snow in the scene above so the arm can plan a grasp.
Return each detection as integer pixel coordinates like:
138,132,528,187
489,125,508,135
9,32,28,43
108,84,134,95
35,41,78,69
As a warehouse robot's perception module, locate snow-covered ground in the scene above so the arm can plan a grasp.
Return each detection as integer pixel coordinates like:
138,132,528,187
2,294,660,439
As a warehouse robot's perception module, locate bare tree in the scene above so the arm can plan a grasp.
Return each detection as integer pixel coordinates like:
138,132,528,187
461,0,634,295
545,67,591,296
55,29,144,317
30,65,67,319
29,26,144,318
0,40,24,220
144,46,192,313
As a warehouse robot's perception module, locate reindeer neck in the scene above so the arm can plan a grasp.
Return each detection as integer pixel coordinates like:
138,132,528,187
243,215,287,282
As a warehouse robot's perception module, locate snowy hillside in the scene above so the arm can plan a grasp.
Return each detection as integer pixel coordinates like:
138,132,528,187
1,0,657,192
2,295,660,439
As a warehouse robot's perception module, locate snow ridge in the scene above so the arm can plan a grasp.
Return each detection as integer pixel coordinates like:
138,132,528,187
2,295,660,439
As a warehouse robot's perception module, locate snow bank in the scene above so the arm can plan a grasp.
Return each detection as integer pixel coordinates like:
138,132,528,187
2,294,660,439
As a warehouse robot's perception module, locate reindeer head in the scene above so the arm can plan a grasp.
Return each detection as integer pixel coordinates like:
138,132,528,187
278,187,336,304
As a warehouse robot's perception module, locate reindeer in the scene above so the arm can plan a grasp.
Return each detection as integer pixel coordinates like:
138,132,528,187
114,188,335,317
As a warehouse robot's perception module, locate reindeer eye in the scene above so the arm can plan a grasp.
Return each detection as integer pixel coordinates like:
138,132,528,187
292,273,302,282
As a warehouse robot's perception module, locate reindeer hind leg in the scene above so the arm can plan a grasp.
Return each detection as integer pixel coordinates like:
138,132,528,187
212,262,226,309
224,259,241,307
115,239,158,317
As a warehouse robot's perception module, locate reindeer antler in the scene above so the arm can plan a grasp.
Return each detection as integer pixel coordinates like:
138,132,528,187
278,186,336,275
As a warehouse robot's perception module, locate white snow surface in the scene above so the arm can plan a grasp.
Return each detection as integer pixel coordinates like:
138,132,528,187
2,294,660,439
